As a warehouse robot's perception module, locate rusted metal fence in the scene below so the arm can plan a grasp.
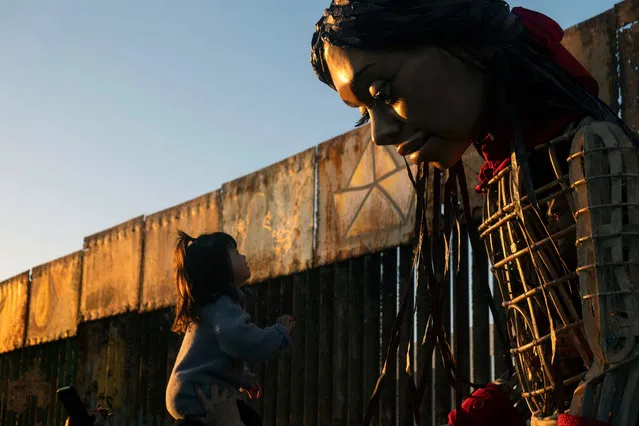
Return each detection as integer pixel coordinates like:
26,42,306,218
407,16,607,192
0,2,637,425
0,244,504,426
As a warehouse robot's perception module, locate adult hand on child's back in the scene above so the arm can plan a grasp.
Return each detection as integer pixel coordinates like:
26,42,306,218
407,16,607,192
195,384,243,426
276,314,296,334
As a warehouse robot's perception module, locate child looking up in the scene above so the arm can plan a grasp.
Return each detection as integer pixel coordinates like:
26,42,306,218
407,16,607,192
166,231,294,426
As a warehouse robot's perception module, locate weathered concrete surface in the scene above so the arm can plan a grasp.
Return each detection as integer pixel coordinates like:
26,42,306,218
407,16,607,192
222,148,315,284
26,251,82,346
0,272,28,354
141,191,220,311
562,9,619,112
80,217,144,321
315,126,417,267
616,0,639,131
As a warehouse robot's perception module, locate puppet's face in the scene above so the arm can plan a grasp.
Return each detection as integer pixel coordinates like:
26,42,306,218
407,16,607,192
323,44,486,168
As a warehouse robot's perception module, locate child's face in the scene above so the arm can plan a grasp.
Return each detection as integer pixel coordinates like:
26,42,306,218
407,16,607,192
229,246,250,285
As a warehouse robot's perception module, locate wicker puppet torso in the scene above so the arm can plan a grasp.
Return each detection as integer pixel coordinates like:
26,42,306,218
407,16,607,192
478,118,639,424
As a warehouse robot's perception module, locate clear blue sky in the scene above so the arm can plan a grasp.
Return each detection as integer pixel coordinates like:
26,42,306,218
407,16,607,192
0,1,618,282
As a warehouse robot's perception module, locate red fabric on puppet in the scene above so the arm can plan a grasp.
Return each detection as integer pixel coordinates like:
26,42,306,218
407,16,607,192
557,414,611,426
447,385,613,425
474,7,599,193
447,383,525,426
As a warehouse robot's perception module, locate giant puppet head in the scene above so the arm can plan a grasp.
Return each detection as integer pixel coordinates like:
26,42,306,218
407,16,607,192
310,0,620,174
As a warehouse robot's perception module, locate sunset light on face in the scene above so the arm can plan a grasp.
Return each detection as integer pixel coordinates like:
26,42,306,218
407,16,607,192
0,1,628,425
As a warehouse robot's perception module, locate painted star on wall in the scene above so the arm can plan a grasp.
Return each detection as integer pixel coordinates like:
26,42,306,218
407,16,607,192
333,141,415,240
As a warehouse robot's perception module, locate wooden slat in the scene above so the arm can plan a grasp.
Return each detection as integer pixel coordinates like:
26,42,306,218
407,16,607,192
104,316,127,425
453,229,470,408
347,257,365,425
432,271,451,425
491,286,509,380
34,345,47,426
165,317,181,426
317,266,334,425
138,314,152,424
289,272,307,426
20,348,29,426
0,352,7,424
50,344,61,425
62,338,72,386
415,260,432,426
68,337,80,390
150,313,163,426
263,279,281,426
617,6,639,131
242,283,256,416
26,348,37,426
3,352,12,425
381,249,398,426
153,311,171,426
49,339,61,424
276,276,293,426
254,282,268,419
332,261,349,425
363,253,381,426
398,246,414,426
241,287,260,417
124,314,142,426
303,269,320,426
470,240,491,386
55,341,68,426
75,321,105,410
44,343,55,426
7,350,19,426
143,314,158,426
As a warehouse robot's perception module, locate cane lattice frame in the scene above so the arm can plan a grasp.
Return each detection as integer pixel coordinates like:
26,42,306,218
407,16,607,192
479,121,594,417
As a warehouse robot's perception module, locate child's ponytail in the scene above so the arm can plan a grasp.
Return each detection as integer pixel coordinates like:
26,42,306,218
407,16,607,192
171,230,199,334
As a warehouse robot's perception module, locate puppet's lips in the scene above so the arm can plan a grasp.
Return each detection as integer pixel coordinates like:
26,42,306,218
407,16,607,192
396,130,429,156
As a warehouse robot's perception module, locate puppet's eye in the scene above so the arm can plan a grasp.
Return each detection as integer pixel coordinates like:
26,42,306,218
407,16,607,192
369,80,394,104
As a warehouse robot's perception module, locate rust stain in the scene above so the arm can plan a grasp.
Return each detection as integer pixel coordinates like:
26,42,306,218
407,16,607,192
6,358,50,414
81,217,143,320
221,148,314,283
618,19,639,131
0,273,28,353
141,190,221,312
616,0,639,27
563,10,618,112
315,126,416,267
27,252,82,346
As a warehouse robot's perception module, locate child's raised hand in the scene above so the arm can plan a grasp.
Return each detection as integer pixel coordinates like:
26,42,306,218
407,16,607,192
194,384,243,426
239,367,262,399
276,314,296,334
243,382,262,400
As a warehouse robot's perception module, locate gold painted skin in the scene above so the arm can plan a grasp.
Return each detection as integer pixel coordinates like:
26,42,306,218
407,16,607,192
323,43,486,168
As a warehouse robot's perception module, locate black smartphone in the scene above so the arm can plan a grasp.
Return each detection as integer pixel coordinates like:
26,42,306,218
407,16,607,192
56,386,93,423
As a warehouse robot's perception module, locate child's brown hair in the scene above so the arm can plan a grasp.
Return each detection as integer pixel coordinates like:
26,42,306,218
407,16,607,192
171,230,241,334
